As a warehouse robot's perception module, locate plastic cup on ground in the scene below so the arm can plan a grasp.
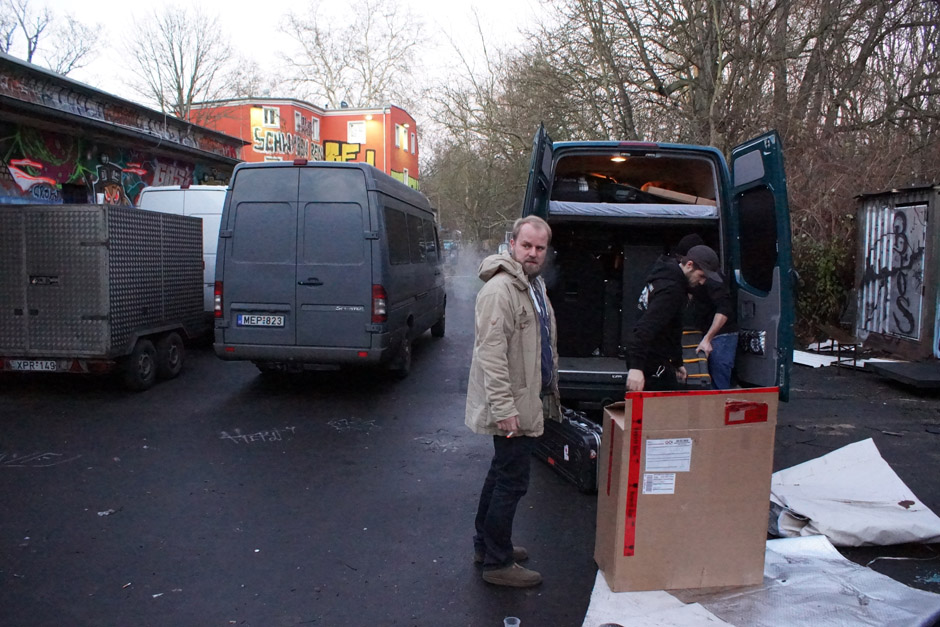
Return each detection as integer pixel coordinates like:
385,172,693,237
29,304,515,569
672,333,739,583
504,618,521,627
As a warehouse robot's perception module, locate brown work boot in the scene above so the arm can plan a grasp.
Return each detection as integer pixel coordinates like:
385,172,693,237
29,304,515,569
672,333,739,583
482,563,542,588
474,545,528,565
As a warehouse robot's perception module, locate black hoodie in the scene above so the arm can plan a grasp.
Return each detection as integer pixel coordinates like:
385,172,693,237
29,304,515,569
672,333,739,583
625,255,689,373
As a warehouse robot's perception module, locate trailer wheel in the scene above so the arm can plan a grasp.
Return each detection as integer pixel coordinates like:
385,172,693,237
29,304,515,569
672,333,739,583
123,339,157,391
156,332,185,379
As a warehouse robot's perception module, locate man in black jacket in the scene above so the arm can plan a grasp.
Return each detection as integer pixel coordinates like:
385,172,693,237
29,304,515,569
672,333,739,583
674,234,738,389
625,245,722,392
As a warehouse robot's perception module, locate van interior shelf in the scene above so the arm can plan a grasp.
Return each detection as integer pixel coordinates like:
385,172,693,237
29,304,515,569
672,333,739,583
548,200,719,219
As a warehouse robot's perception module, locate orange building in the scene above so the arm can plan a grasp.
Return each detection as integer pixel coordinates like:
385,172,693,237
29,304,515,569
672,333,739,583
190,99,420,189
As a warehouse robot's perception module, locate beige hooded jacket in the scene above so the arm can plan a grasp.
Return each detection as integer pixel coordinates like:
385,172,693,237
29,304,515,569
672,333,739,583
465,252,561,437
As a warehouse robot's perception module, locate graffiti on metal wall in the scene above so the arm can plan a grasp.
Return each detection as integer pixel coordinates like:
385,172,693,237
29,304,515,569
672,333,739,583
859,203,927,340
0,123,220,205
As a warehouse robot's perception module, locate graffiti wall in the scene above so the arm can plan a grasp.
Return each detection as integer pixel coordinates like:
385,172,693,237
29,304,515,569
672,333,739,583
0,122,226,206
250,106,323,161
858,201,928,340
0,66,239,161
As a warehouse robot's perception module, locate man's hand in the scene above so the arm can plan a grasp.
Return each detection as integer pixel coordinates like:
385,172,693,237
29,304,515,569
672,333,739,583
496,415,520,437
626,368,645,392
677,366,688,383
696,338,713,356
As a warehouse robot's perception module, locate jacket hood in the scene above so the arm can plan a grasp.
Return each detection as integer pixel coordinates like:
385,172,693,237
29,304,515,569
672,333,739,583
478,252,529,289
648,254,687,286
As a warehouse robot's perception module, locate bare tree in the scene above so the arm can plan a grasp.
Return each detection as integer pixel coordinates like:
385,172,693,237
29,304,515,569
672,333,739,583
0,0,96,74
125,5,234,120
43,17,96,74
281,0,425,110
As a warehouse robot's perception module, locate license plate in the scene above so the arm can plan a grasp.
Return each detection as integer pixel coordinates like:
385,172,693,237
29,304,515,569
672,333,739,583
8,359,57,372
237,314,285,327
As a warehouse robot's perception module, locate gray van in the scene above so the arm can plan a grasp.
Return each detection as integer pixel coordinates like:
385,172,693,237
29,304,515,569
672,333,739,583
213,161,446,377
523,127,794,405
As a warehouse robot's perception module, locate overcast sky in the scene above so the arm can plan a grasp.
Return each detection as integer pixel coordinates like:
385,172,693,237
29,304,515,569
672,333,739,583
34,0,540,105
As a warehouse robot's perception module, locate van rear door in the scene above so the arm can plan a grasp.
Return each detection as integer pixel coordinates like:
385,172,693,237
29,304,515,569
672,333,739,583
729,130,795,400
522,124,554,218
220,167,298,346
295,167,372,348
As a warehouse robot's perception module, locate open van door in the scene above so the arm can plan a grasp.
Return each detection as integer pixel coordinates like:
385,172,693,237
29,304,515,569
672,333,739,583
522,124,554,218
729,130,795,401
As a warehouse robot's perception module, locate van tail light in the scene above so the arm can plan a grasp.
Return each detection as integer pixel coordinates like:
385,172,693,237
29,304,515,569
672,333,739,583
214,281,223,318
372,285,387,323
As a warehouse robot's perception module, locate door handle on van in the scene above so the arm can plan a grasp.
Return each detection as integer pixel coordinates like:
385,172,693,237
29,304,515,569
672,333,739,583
298,277,324,286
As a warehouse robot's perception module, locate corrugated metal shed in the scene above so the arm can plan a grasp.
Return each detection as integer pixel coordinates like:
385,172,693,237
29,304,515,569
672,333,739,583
855,184,940,362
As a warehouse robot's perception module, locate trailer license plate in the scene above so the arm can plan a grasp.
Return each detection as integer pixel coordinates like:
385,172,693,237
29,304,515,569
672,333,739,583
237,314,285,327
8,359,57,371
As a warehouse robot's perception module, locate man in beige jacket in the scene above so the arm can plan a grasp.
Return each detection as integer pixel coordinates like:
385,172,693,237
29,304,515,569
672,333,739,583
466,216,561,588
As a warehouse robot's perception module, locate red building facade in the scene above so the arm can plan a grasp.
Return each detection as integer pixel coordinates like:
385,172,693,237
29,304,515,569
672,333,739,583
191,99,420,189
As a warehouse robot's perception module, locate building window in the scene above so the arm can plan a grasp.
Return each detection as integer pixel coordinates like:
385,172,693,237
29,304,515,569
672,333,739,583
312,118,320,141
411,132,416,155
348,121,366,144
263,106,279,127
395,124,408,150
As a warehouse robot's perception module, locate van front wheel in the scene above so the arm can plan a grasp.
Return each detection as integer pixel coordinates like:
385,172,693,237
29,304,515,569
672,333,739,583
431,313,445,338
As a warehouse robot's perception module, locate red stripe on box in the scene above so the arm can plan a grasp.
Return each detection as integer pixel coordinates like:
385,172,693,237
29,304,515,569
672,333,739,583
724,400,769,425
624,395,644,557
606,425,615,496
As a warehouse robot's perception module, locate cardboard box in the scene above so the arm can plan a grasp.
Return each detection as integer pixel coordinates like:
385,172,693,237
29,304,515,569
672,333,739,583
595,388,778,591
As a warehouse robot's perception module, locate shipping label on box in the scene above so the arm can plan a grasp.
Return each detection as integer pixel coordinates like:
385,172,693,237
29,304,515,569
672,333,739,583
595,388,778,592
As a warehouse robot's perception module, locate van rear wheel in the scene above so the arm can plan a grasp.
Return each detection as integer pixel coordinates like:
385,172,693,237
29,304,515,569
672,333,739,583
431,313,446,338
390,337,412,379
156,332,184,379
122,339,157,391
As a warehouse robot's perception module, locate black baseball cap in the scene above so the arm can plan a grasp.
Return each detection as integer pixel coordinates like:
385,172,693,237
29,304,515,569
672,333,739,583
685,245,722,282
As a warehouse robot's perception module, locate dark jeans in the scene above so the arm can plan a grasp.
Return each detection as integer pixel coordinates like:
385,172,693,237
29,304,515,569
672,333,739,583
473,434,535,569
708,332,738,390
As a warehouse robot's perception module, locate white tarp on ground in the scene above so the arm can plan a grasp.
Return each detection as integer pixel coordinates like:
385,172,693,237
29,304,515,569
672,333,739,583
770,438,940,546
583,536,940,627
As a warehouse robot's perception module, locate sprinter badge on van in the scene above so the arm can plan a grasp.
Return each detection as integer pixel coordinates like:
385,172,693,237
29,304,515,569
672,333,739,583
237,314,285,327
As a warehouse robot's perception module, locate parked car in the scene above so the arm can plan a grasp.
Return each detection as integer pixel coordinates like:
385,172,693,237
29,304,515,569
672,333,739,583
522,125,794,407
442,239,459,265
213,160,446,378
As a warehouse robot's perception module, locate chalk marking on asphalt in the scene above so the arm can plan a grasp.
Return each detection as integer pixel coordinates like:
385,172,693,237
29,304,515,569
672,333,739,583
327,418,376,433
220,426,296,444
0,451,82,467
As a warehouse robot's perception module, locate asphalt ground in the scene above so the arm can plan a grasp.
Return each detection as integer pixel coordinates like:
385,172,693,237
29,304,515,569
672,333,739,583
2,263,939,626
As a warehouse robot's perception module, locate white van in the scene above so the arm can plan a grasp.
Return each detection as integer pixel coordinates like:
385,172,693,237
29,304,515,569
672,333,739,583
137,185,226,316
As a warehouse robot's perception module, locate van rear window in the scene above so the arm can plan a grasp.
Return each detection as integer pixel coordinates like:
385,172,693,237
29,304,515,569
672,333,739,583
232,202,295,263
302,202,365,265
